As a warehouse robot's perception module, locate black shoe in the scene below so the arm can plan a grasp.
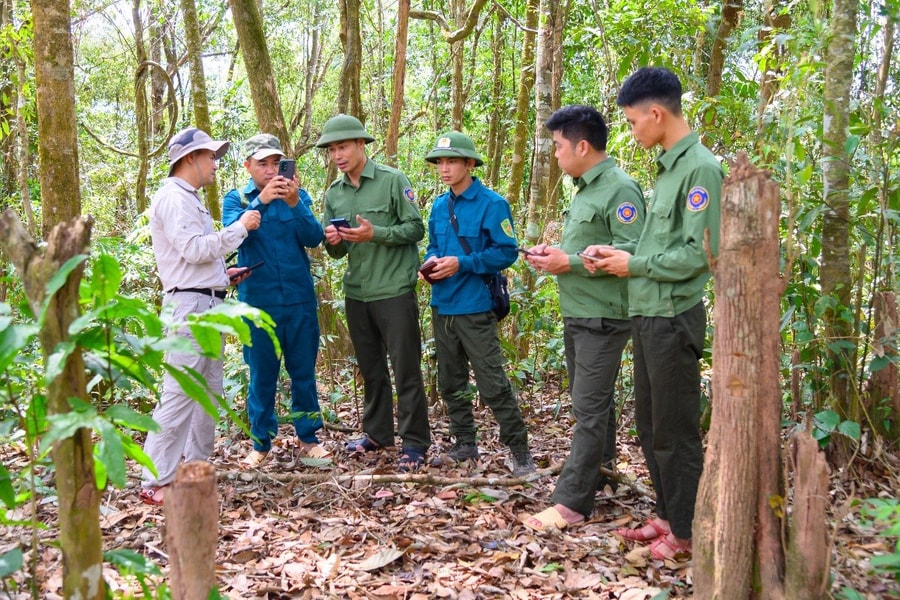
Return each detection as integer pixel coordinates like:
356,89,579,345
511,450,535,477
446,442,480,462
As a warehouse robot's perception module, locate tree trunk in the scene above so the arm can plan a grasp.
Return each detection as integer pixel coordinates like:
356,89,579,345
384,0,410,166
165,461,219,599
522,0,554,246
707,0,743,98
546,0,567,209
229,0,290,149
505,0,538,210
337,0,362,118
485,10,505,189
694,153,786,599
820,0,859,435
133,0,152,216
784,432,830,599
0,211,104,600
755,0,791,148
32,0,81,238
181,0,221,220
869,292,900,442
15,54,36,236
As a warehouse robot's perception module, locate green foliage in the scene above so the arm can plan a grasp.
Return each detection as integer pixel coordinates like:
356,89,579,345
810,409,862,448
858,498,900,584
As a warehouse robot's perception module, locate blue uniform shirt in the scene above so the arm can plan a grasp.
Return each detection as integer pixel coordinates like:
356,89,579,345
426,177,517,315
222,181,324,308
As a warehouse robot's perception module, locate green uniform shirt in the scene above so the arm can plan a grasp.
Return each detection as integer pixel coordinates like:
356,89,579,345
627,132,723,317
558,157,645,319
323,158,425,302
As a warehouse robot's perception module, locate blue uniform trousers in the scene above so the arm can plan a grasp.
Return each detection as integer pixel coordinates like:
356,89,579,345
245,302,322,451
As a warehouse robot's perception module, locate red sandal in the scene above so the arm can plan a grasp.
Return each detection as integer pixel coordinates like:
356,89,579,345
649,532,692,561
614,518,670,542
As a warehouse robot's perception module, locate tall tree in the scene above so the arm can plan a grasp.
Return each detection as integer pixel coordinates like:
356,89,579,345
31,0,80,238
229,0,290,149
384,0,410,165
707,0,743,98
181,0,222,219
820,0,860,437
337,0,362,118
505,0,538,210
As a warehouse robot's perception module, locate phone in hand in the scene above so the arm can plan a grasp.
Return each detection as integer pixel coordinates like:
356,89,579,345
277,159,296,180
418,259,439,284
576,251,602,262
330,217,352,230
229,260,265,282
517,247,534,257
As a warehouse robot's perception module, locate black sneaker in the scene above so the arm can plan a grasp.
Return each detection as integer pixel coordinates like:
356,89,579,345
446,442,480,462
511,450,535,477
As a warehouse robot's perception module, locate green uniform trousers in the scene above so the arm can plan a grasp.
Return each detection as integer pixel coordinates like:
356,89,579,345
633,301,706,540
552,316,631,517
345,291,431,451
433,310,529,452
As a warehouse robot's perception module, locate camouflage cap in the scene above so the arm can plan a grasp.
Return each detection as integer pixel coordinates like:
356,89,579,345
168,127,229,175
243,134,284,161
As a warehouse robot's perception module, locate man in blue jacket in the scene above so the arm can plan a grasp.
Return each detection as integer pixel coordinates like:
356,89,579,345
421,132,534,477
223,134,327,468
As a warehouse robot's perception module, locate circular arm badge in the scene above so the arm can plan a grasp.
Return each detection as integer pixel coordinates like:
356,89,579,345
687,186,710,212
616,202,639,224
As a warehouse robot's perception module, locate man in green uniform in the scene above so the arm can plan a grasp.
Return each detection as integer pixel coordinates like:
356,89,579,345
588,67,723,559
521,105,644,531
318,114,431,472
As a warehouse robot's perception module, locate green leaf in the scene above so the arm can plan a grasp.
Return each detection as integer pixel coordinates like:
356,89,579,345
0,464,16,509
0,320,38,372
163,365,219,419
104,548,162,576
0,547,23,578
90,254,123,304
104,405,160,432
814,409,841,431
837,419,861,441
39,254,88,325
45,340,76,383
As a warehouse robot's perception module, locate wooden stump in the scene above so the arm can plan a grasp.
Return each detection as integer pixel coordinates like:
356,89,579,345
164,461,218,599
869,291,899,443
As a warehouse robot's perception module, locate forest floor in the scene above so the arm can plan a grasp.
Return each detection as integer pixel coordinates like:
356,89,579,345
3,384,900,599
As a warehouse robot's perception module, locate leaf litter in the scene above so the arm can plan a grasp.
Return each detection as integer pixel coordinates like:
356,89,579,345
1,385,898,598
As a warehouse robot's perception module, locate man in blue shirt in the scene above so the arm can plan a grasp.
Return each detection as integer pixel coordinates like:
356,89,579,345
422,131,534,477
223,134,327,467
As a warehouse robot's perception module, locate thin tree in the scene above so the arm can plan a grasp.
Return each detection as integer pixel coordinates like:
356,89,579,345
384,0,410,166
337,0,362,118
820,0,860,441
505,0,538,210
181,0,222,219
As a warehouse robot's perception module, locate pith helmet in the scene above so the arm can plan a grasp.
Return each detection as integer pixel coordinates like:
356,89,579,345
315,114,375,148
425,131,484,167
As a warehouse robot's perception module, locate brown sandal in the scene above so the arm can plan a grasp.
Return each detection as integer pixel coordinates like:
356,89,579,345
139,486,166,506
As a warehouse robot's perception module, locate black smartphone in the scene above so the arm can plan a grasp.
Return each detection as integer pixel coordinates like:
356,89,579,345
418,259,438,284
277,159,296,180
576,251,602,262
517,247,534,256
229,260,265,282
330,217,352,229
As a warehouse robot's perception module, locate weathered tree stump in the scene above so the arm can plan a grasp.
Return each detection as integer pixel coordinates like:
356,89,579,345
869,291,899,443
164,461,219,599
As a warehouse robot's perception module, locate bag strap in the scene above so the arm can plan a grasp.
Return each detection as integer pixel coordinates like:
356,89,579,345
447,195,472,255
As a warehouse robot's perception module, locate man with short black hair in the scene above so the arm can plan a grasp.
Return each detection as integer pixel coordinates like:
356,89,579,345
140,127,260,506
523,105,644,530
588,67,723,559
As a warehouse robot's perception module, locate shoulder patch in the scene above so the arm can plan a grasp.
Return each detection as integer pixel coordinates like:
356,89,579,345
616,201,638,224
404,186,416,203
500,218,514,239
687,186,710,212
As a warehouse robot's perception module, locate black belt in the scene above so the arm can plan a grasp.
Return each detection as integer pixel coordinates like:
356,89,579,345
169,287,227,299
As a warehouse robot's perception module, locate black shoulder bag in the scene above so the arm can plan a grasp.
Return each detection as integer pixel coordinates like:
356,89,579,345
447,196,511,321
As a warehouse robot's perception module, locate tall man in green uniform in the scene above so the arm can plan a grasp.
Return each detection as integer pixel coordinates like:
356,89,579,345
588,67,723,559
521,105,644,531
318,114,431,472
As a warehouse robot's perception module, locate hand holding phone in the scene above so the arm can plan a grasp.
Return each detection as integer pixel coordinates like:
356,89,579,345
278,159,296,181
418,259,439,284
229,260,265,282
576,251,602,262
330,217,352,230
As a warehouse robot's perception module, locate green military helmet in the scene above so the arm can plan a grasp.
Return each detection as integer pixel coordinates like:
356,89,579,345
425,131,484,167
315,114,376,148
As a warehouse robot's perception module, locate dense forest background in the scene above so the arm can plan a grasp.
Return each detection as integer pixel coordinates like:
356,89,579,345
0,0,899,597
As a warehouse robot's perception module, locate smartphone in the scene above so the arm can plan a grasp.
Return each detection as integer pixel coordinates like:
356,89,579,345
330,217,352,229
517,247,534,256
277,159,296,180
576,251,602,262
229,260,265,282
